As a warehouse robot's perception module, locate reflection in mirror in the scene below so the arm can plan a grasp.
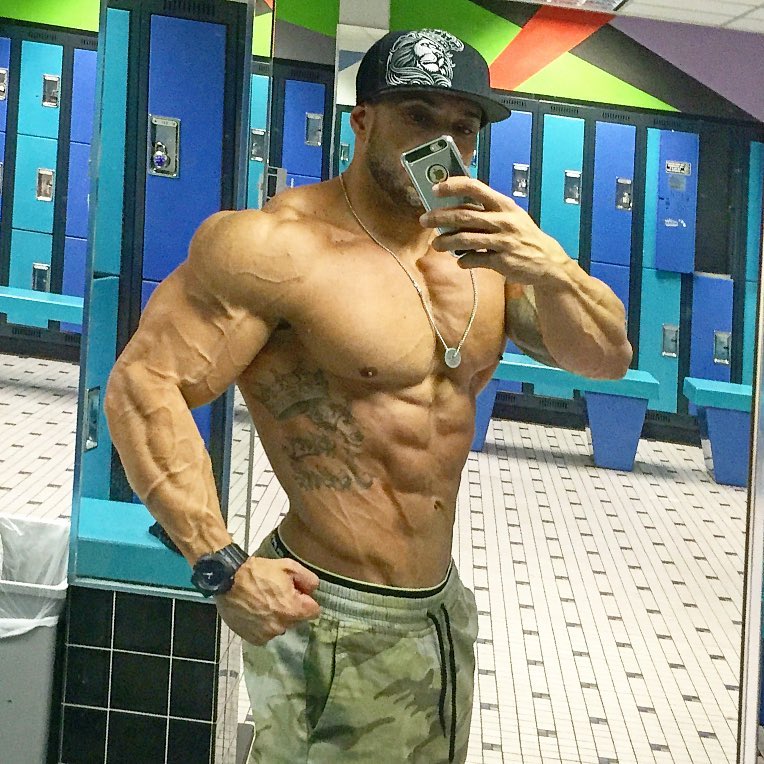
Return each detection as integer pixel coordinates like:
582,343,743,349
230,4,764,762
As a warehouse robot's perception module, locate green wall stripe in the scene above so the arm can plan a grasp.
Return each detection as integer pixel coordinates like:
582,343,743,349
274,0,339,40
519,52,677,112
0,0,99,31
253,11,273,57
390,0,519,65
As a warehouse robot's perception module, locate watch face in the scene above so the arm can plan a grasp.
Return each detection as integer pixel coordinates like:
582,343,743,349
191,557,229,594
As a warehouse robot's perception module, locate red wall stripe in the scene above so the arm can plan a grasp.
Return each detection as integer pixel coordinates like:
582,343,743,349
490,7,614,92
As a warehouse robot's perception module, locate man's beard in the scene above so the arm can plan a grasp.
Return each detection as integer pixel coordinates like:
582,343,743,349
366,129,424,212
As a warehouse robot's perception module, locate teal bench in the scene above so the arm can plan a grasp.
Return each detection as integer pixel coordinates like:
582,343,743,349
0,285,84,327
683,377,752,487
75,497,195,591
473,353,660,471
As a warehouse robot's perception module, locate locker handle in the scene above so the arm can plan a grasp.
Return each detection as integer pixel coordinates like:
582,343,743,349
714,331,731,366
0,68,7,101
84,387,101,451
305,113,323,147
250,128,266,163
42,74,60,108
615,178,633,211
661,324,679,358
512,163,529,198
339,142,350,164
563,170,581,205
32,263,50,292
36,169,55,201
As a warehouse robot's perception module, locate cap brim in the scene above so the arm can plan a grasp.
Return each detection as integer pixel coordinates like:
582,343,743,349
367,85,511,125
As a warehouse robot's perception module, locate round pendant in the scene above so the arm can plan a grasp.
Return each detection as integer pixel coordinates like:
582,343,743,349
444,348,462,368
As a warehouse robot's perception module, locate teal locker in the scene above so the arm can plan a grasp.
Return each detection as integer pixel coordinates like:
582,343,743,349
540,114,584,262
0,131,4,222
638,267,682,413
746,141,763,284
12,133,58,233
247,72,269,209
6,229,54,327
17,41,63,140
337,110,354,175
743,280,758,386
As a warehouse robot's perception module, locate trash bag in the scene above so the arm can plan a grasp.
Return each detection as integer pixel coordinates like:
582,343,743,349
0,516,69,639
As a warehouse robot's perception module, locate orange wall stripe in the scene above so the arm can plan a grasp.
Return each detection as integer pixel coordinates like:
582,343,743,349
490,7,614,92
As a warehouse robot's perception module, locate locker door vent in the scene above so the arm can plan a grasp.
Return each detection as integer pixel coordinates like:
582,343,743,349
502,97,529,109
549,104,582,117
78,37,98,50
602,111,630,123
10,326,43,339
652,118,686,131
28,30,58,44
162,0,217,20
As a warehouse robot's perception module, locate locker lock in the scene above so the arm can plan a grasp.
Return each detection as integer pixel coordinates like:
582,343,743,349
339,142,351,165
250,128,266,163
0,68,7,101
148,115,180,178
42,74,60,108
305,113,323,147
563,170,581,205
84,387,101,451
512,163,529,198
661,324,679,358
714,331,731,366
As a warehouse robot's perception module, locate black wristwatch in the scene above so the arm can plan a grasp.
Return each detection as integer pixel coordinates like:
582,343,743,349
190,543,248,597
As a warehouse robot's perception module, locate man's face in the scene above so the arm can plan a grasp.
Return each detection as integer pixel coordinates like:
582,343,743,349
363,93,482,212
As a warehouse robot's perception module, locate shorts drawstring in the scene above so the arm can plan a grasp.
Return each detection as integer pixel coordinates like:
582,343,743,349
429,605,458,762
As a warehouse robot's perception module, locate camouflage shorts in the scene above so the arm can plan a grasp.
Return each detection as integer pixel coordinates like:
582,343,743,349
242,528,479,764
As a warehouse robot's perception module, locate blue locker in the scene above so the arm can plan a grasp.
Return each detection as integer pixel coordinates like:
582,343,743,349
337,110,354,175
638,268,681,413
591,121,636,266
0,131,4,222
590,262,630,316
743,280,758,387
71,48,98,145
642,129,660,270
80,276,120,500
12,134,58,233
7,229,53,327
690,272,733,383
654,130,699,273
286,173,319,188
540,114,584,262
746,142,763,284
0,37,10,132
66,141,90,238
282,79,325,179
247,72,269,209
61,237,88,333
142,15,226,283
142,279,159,311
488,110,532,212
92,8,130,277
17,41,63,140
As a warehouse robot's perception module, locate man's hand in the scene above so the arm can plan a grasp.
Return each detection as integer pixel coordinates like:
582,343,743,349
420,176,571,286
215,556,320,645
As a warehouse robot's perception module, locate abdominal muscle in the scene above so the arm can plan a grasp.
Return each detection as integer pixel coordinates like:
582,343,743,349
238,368,477,589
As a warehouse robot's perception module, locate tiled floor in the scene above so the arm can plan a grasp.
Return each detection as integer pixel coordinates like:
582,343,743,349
0,351,758,763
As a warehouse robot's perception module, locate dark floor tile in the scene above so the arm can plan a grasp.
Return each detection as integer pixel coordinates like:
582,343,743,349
61,705,107,763
170,659,217,721
107,711,167,763
64,646,111,708
68,587,114,648
114,591,173,655
173,600,218,661
167,719,213,764
111,652,169,715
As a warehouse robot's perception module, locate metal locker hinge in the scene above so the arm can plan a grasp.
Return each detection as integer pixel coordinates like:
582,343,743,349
616,178,633,211
42,74,60,108
0,68,7,101
32,263,51,292
148,115,180,178
714,331,731,365
84,387,101,451
305,113,323,147
661,324,679,358
563,170,581,205
265,166,287,202
250,128,266,162
512,163,529,198
36,169,54,201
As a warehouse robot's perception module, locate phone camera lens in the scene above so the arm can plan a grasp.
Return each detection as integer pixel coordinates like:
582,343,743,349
427,164,449,184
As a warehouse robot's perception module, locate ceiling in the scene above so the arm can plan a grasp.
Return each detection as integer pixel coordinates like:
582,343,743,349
515,0,764,33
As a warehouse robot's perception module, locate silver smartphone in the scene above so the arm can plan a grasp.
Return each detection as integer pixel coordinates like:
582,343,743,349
400,135,475,239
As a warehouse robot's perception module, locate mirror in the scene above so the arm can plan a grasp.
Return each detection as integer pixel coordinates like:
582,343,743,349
227,3,763,763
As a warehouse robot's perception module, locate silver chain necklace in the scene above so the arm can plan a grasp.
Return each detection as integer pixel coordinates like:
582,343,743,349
339,173,478,369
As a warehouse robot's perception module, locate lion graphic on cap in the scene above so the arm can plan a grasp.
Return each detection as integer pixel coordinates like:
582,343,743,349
386,29,465,88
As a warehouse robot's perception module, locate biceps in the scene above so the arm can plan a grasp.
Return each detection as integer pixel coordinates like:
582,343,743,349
115,267,275,407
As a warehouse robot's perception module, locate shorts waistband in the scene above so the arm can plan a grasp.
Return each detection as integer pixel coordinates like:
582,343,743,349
264,528,463,628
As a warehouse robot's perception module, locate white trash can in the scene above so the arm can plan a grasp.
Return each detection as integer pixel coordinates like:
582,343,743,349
0,515,69,764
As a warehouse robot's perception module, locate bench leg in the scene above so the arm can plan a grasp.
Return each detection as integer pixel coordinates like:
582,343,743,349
471,380,500,452
584,393,647,471
698,406,751,487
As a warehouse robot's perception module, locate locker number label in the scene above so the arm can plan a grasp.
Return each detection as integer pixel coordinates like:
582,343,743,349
665,160,691,176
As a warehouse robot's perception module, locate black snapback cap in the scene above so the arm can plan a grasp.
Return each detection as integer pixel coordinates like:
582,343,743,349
356,29,510,125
